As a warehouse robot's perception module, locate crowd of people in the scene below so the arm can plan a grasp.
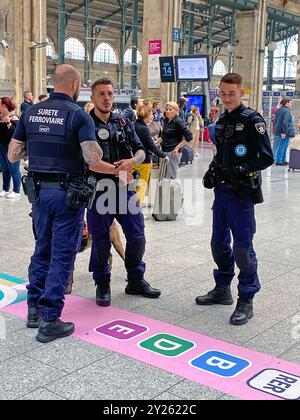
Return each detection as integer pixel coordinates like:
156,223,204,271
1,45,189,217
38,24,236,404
2,64,299,344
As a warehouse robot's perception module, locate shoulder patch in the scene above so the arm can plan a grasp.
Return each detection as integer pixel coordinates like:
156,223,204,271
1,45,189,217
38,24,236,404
255,122,266,135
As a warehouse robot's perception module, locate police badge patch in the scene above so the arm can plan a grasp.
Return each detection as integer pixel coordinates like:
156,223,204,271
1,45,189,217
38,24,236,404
235,144,247,157
255,123,266,135
98,128,110,140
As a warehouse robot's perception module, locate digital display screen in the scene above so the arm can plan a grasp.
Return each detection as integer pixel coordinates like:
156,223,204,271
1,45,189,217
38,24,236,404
175,55,210,81
185,95,206,118
159,56,176,83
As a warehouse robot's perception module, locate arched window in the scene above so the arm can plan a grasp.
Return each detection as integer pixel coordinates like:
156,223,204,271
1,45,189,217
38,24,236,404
64,37,85,61
94,43,118,64
124,49,142,65
212,60,227,76
46,37,55,58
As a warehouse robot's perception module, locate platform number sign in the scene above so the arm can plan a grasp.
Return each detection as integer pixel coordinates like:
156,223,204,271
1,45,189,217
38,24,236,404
159,56,176,83
173,28,181,43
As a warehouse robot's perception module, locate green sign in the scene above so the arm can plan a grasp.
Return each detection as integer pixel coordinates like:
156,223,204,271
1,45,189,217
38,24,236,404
139,333,195,357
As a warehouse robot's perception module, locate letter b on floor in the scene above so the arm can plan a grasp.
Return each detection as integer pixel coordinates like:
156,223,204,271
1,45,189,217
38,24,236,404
191,351,251,377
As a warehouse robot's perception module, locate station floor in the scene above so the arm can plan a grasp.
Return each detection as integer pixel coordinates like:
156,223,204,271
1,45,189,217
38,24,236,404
1,143,300,401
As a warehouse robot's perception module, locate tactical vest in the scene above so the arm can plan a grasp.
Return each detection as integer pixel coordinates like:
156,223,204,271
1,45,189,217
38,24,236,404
25,100,84,175
215,108,258,172
94,114,134,164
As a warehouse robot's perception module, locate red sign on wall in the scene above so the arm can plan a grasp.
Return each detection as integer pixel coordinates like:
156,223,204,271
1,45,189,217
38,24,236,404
149,40,162,55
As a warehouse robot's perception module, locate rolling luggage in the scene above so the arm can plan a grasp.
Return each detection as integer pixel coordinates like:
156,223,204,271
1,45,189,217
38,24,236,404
288,149,300,171
152,160,183,222
180,145,194,166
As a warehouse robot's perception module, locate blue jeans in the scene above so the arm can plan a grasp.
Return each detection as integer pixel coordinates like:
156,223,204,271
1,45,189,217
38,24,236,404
272,135,281,161
0,144,21,193
276,137,290,164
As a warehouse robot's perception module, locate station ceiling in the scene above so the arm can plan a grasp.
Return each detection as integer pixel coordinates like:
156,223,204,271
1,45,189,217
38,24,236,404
47,0,300,49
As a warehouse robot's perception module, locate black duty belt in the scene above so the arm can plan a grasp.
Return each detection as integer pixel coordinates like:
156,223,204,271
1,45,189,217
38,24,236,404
39,181,64,189
31,172,68,182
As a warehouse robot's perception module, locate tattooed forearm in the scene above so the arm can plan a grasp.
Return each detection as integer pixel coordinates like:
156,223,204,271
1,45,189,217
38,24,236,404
8,139,26,163
80,141,103,165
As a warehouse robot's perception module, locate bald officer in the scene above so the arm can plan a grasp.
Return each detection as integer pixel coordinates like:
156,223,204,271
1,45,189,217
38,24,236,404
8,65,116,343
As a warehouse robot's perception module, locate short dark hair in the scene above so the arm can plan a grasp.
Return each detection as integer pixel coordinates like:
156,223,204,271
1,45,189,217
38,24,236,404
91,78,114,92
280,98,291,106
220,73,243,86
178,97,187,108
38,94,48,101
131,97,139,109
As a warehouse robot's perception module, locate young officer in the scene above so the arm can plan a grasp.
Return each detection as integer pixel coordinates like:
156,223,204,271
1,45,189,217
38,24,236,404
196,73,274,325
8,65,116,343
88,78,161,307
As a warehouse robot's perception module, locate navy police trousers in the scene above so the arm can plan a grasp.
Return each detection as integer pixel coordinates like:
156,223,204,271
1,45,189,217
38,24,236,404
211,186,260,299
87,190,146,286
28,188,84,321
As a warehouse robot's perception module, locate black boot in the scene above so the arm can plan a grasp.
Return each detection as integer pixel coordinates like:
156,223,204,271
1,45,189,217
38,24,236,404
26,307,41,329
125,279,161,299
36,319,75,343
96,283,111,307
230,298,253,325
195,286,233,306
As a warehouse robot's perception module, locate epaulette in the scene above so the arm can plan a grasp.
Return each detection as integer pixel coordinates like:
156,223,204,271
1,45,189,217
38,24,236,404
240,107,257,119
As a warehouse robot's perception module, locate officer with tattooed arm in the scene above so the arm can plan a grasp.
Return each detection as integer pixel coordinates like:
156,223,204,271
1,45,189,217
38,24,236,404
88,78,161,307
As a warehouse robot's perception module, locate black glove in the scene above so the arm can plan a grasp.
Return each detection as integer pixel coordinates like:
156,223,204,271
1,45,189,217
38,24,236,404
203,165,216,189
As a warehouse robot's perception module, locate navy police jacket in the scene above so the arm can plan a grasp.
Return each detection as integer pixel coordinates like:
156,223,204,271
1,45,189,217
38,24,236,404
214,104,274,176
14,93,96,176
90,109,145,181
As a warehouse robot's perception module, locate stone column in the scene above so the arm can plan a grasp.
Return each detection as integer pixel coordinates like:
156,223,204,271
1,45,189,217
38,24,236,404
0,0,46,110
234,1,268,112
141,0,181,103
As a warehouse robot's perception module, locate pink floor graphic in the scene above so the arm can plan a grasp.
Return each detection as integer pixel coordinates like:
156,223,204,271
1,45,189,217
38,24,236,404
1,292,300,400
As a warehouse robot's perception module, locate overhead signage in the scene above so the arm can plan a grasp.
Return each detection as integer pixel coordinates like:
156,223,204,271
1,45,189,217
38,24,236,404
173,28,181,43
175,54,210,82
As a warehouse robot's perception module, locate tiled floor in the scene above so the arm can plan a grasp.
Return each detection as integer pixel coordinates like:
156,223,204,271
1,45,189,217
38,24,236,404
1,143,300,400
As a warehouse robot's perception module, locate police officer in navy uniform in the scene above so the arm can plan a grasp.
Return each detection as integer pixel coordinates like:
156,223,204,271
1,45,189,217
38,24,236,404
196,73,274,325
8,65,117,343
88,78,161,306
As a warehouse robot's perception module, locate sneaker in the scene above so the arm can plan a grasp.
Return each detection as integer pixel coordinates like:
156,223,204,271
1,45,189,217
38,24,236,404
6,192,20,200
0,190,9,197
